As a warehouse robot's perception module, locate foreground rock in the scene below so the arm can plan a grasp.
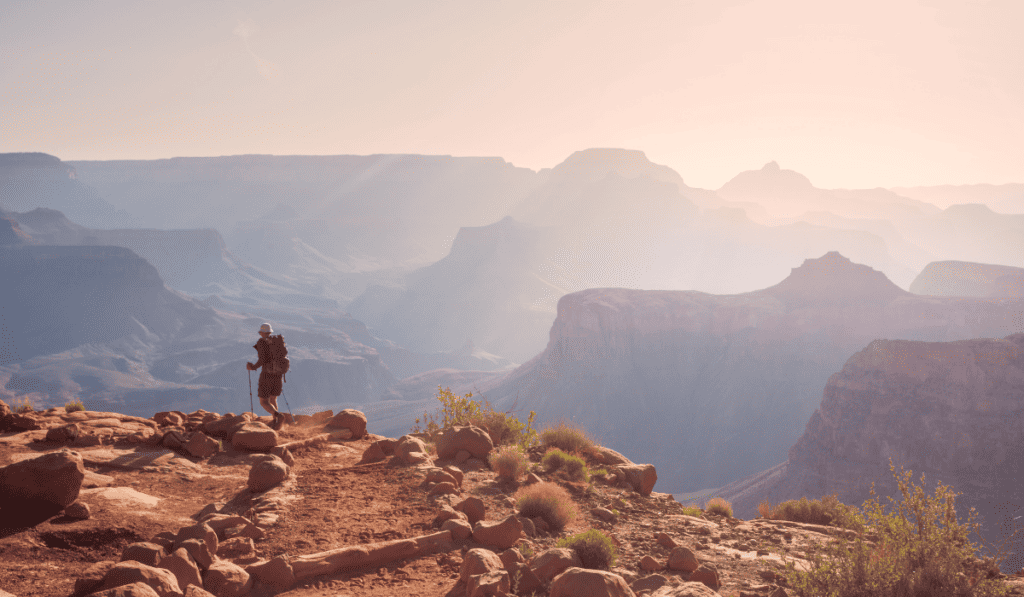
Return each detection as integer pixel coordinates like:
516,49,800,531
0,449,85,509
550,567,635,597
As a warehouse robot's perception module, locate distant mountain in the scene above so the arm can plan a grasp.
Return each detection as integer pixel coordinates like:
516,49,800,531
911,260,1024,298
0,153,132,228
469,252,1024,495
717,333,1024,572
890,183,1024,213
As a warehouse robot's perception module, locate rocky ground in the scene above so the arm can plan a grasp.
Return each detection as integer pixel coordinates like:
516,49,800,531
2,405,1024,597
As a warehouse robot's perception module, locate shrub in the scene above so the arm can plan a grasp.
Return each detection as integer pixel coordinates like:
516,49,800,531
64,400,85,413
490,444,531,481
516,482,580,532
413,386,537,450
11,397,34,414
680,504,702,517
782,458,1014,597
704,497,733,518
539,421,595,454
765,494,865,533
541,448,589,482
557,529,618,569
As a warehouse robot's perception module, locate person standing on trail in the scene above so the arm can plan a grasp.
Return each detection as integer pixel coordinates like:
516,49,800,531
247,322,287,430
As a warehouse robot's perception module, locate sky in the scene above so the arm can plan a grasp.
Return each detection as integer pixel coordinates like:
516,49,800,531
2,0,1022,190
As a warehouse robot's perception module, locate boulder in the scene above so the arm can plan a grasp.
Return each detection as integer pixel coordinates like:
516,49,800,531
201,414,251,439
100,561,183,597
358,442,387,464
655,533,677,549
65,501,91,519
325,409,367,439
46,423,81,442
498,548,524,571
631,574,670,594
177,539,213,571
89,583,162,597
0,449,85,509
74,560,116,596
594,446,633,466
375,438,398,455
230,422,277,452
175,523,218,558
184,433,220,459
517,516,536,538
530,548,582,584
6,412,42,431
460,548,503,584
248,456,289,493
687,564,720,591
550,567,635,597
441,518,473,541
216,537,256,560
437,425,493,460
615,464,657,496
394,435,429,464
269,445,294,466
433,504,468,528
427,481,459,497
0,398,9,417
467,570,510,597
667,546,699,573
154,412,185,427
472,514,523,550
158,548,202,591
649,583,720,596
184,587,216,597
121,542,166,567
640,555,662,571
424,468,460,487
455,496,486,525
202,560,252,597
245,555,295,590
592,507,618,522
508,561,544,595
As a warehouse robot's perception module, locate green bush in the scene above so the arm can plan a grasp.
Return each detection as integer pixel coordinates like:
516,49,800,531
413,386,537,450
704,497,733,518
542,448,589,482
679,504,702,517
783,459,1013,597
539,421,595,454
557,529,618,569
516,482,580,532
489,444,531,481
64,400,85,413
764,495,865,533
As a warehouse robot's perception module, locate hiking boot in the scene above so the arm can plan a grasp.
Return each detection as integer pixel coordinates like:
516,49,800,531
271,412,284,431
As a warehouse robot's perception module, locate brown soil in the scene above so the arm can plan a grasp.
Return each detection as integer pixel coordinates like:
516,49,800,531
3,413,1024,597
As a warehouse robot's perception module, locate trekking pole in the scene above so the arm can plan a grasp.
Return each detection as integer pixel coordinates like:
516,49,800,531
281,389,293,422
247,368,254,415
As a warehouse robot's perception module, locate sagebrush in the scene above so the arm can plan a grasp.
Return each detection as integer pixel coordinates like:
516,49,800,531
542,448,589,482
413,386,537,450
516,482,580,532
64,400,85,413
557,529,618,569
539,421,595,454
489,444,531,481
704,497,733,518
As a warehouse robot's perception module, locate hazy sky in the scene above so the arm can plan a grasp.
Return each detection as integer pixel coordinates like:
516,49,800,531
2,0,1022,189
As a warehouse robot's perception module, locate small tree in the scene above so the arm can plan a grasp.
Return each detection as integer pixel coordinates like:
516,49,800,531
413,386,537,451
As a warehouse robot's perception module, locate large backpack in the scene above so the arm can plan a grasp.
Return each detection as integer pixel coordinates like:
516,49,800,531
265,334,290,378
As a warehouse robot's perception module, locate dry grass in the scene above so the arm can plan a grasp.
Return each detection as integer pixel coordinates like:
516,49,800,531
515,481,580,532
539,421,595,455
704,496,734,518
557,529,618,569
489,444,531,481
541,448,589,482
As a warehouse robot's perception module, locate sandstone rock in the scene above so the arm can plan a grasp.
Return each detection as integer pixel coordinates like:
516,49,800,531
161,430,187,450
650,582,720,596
615,464,658,496
441,518,474,541
517,515,536,538
550,567,635,597
358,442,387,464
640,555,662,572
498,548,524,571
433,504,468,527
442,465,464,487
184,587,216,597
248,456,289,492
201,414,250,439
375,438,398,455
192,503,221,521
460,548,503,584
437,425,493,460
473,514,523,550
467,570,510,597
508,561,544,595
184,433,219,459
0,398,8,417
0,449,85,509
525,472,542,485
74,560,116,595
268,445,294,466
230,422,277,451
100,561,183,597
329,429,353,440
325,409,367,439
216,537,256,560
245,556,294,590
427,481,459,497
175,524,218,559
65,500,91,519
593,507,618,522
46,423,81,442
655,533,677,549
310,410,333,423
455,496,486,525
89,582,162,597
594,446,634,466
667,546,699,572
202,560,252,597
394,435,429,464
6,412,42,431
631,574,670,594
425,468,460,487
154,412,185,427
530,548,582,584
158,548,202,591
455,449,472,463
121,542,166,567
405,451,431,464
687,564,720,591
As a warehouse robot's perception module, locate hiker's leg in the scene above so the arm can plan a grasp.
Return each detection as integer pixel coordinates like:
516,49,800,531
259,395,279,417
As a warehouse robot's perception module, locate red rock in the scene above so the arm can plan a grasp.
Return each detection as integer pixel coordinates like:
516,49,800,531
549,567,633,597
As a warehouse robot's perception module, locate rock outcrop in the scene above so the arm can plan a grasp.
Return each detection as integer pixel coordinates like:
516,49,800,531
479,252,1024,494
910,260,1024,298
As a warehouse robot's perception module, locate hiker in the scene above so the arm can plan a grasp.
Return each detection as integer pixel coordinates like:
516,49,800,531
246,322,288,430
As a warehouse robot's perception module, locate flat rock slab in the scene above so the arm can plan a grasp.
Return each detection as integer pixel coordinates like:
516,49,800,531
79,448,202,472
81,487,161,508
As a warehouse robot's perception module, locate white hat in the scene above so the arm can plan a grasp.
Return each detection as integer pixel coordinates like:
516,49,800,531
259,323,273,334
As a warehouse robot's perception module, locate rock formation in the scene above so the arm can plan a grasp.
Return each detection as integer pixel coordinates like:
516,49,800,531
911,260,1024,298
478,252,1024,494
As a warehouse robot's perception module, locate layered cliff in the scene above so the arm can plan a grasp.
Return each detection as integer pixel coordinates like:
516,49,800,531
477,252,1024,494
911,260,1024,298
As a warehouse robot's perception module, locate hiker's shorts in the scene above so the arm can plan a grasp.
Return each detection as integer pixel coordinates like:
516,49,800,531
258,371,283,398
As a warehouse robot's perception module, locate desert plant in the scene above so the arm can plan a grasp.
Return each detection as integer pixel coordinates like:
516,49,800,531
704,497,733,518
490,444,531,481
541,448,589,482
680,504,703,517
782,458,1014,597
557,529,618,569
539,421,595,454
413,386,537,450
11,397,34,414
765,494,865,533
64,400,85,413
516,481,580,532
